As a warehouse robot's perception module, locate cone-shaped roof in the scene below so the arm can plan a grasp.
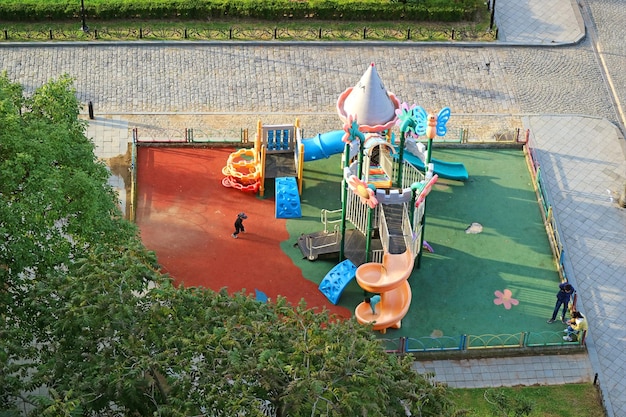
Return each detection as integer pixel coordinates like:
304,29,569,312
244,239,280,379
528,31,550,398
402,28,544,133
337,63,399,132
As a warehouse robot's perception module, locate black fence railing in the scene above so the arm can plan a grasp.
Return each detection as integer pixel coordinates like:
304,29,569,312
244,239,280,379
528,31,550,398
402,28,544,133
1,25,497,42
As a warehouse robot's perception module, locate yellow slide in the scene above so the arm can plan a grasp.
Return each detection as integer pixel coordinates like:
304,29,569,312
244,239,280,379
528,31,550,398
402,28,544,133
354,250,414,334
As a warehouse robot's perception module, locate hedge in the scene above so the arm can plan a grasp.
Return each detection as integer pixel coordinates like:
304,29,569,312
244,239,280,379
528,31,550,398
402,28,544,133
0,0,484,22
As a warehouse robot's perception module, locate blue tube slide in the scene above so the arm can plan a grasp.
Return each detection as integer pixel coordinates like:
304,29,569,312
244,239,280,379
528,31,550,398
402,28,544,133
302,130,346,161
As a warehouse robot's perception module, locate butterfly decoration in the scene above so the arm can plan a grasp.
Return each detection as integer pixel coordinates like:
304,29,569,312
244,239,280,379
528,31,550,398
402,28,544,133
414,106,451,139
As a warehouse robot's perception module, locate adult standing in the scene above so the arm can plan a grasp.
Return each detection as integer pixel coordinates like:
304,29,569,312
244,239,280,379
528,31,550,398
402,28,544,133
547,282,575,324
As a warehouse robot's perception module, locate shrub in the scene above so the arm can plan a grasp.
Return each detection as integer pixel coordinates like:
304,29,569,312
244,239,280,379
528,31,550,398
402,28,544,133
0,0,484,22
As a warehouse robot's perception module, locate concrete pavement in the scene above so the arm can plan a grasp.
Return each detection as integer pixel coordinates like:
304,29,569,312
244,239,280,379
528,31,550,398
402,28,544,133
525,115,625,417
1,0,624,415
495,0,585,44
412,352,593,388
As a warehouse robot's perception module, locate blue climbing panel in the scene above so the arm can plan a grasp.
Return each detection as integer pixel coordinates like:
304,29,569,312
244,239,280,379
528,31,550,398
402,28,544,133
319,259,357,305
275,177,301,219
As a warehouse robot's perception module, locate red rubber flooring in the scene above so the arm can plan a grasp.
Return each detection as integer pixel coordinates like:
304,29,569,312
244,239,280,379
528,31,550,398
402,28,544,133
135,146,351,318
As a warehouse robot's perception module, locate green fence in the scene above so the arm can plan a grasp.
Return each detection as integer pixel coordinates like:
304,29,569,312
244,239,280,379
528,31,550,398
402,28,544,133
383,330,586,353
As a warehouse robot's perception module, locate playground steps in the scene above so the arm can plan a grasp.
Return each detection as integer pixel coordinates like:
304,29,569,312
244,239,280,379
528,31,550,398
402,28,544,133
296,229,371,263
275,177,301,219
296,230,340,261
319,259,357,305
368,165,392,188
382,204,407,254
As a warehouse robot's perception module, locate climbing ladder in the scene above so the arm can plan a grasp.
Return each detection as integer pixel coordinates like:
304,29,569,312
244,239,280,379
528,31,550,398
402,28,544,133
275,176,301,219
318,259,357,305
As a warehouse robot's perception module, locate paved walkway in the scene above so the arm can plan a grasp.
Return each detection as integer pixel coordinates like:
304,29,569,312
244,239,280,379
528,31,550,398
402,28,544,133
495,0,585,44
412,353,592,388
1,0,624,416
525,115,625,417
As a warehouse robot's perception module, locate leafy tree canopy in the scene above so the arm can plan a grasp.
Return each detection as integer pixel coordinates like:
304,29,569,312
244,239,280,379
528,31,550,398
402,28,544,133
0,73,458,417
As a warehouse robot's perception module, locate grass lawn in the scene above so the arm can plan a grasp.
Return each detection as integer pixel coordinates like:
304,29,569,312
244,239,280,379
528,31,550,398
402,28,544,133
451,384,605,417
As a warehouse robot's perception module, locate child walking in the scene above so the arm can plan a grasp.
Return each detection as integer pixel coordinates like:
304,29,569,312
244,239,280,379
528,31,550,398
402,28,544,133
232,212,247,238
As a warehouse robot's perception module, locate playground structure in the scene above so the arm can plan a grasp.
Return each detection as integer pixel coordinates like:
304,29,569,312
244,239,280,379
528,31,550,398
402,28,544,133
223,63,468,333
223,119,355,218
222,120,305,218
316,63,466,333
222,120,302,194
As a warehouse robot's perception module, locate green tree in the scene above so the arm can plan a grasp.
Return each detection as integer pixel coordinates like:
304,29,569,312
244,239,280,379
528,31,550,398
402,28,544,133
1,74,458,416
0,72,129,277
0,72,139,413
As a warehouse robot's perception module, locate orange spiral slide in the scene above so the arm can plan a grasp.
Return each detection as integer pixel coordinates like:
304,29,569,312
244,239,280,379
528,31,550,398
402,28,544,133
354,250,414,334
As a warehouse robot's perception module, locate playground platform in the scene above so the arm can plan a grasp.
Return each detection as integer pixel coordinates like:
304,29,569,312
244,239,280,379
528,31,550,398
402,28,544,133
295,228,381,265
134,142,577,343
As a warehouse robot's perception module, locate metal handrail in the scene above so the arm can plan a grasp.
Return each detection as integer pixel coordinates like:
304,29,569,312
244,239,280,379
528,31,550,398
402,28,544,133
320,208,342,233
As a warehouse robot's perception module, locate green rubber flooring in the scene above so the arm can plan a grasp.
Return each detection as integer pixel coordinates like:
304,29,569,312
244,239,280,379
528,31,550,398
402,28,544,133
281,147,561,341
